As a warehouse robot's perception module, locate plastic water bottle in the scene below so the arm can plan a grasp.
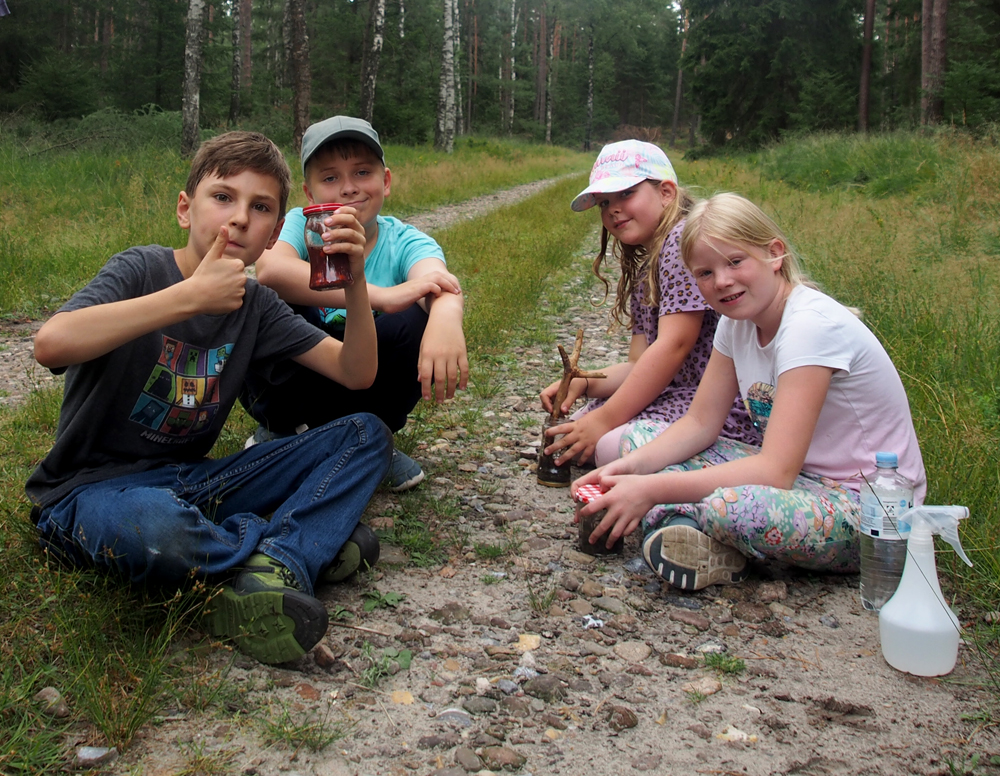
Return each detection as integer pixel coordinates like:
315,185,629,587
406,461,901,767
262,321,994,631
859,452,914,611
879,506,972,676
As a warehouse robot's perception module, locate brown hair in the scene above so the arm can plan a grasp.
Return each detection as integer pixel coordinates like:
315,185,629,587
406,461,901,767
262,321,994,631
185,131,292,215
304,139,385,181
593,181,695,329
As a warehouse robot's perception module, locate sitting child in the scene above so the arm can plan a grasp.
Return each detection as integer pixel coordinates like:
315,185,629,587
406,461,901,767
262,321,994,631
574,193,926,589
26,131,391,664
541,140,754,468
242,115,469,491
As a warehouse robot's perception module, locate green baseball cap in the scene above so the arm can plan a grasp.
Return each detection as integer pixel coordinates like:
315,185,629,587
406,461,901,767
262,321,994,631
300,116,384,175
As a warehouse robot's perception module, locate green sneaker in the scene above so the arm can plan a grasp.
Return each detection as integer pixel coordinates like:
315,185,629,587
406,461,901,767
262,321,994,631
204,553,329,664
319,524,380,585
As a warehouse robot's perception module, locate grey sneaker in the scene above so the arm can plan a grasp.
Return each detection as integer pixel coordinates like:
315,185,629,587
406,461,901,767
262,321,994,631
244,424,308,449
384,449,425,492
642,524,748,591
203,553,328,664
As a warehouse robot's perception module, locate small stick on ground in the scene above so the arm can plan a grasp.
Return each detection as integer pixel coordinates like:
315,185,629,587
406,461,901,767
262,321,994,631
549,329,607,421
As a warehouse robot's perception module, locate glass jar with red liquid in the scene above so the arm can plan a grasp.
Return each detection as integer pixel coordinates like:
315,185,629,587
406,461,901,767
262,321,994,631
575,483,623,556
303,203,354,290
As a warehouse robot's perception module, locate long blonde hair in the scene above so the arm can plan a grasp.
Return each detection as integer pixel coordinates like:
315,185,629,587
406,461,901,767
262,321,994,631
593,182,695,329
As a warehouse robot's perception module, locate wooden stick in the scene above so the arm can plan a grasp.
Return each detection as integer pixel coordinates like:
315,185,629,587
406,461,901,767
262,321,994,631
549,329,607,421
328,621,392,637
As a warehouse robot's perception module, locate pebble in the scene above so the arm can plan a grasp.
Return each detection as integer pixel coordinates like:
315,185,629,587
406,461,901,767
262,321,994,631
757,580,788,602
563,549,597,565
669,609,711,631
76,747,118,768
662,594,703,610
436,708,473,727
522,675,566,703
613,641,652,662
733,602,771,623
568,599,594,615
579,580,604,597
660,653,699,669
32,687,70,718
605,705,639,731
481,746,528,770
592,596,626,615
769,602,795,618
454,746,482,771
819,614,841,629
681,677,722,696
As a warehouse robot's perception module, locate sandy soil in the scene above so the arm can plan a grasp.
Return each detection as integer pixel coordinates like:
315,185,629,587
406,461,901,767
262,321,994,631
10,181,999,776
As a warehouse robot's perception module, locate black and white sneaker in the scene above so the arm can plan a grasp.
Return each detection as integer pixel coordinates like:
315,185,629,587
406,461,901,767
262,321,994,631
642,524,748,591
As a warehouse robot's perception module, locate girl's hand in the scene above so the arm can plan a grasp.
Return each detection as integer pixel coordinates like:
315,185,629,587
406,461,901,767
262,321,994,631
544,410,613,466
577,473,657,549
540,377,588,415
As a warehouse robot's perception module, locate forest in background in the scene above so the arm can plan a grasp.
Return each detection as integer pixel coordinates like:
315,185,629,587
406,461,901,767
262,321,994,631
1,0,998,154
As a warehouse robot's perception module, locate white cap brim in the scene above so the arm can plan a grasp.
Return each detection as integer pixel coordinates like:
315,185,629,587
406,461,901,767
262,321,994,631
570,173,651,212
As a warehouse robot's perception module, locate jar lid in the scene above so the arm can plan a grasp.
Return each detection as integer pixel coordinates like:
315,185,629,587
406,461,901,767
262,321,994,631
575,483,604,504
303,203,343,215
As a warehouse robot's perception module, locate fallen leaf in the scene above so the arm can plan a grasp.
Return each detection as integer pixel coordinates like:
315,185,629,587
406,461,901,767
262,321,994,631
439,566,457,578
391,691,414,705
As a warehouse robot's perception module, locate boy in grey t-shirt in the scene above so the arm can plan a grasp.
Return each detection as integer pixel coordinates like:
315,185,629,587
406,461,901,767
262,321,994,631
26,132,391,665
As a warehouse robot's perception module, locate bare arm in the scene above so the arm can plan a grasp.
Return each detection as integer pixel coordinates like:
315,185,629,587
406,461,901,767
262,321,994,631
290,214,378,389
409,257,469,402
35,229,249,369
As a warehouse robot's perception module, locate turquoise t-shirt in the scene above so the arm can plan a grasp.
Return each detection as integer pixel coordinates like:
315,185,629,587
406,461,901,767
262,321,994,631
278,210,446,326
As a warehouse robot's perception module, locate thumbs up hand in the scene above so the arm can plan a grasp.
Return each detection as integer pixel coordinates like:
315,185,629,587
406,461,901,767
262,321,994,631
189,227,247,314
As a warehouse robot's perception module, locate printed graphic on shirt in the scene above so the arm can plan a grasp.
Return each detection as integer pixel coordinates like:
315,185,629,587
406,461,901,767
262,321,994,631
129,336,232,440
744,382,775,434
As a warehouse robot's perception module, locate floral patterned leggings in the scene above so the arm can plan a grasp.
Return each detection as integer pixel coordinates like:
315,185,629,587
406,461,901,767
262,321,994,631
622,421,861,573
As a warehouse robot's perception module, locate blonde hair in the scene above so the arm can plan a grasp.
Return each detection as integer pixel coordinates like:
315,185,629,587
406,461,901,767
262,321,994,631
593,181,695,329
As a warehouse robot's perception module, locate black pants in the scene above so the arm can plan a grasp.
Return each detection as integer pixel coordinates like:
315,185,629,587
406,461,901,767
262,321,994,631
240,303,427,434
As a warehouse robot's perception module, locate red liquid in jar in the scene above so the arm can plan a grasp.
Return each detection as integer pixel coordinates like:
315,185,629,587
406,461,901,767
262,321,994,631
306,243,353,290
304,203,354,290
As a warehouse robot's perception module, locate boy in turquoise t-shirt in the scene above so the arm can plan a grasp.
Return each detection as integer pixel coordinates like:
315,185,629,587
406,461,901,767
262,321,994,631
240,116,468,491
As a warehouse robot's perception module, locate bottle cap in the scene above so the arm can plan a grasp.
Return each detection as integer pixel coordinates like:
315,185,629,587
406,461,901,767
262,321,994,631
875,451,898,468
575,483,604,505
303,203,343,216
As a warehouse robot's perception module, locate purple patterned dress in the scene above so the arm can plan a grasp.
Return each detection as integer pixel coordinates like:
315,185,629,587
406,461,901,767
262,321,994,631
579,220,757,446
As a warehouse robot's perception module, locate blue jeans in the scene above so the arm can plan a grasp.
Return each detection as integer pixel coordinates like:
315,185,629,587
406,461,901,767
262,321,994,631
35,413,392,596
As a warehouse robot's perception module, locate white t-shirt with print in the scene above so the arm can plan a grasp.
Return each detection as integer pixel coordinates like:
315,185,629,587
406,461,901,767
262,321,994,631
713,285,926,502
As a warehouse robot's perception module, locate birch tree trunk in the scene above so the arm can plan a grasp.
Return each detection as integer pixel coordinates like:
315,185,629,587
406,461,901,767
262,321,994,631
435,0,456,152
507,0,517,135
361,0,387,122
229,0,242,125
181,0,207,156
287,0,310,153
399,0,406,39
858,0,875,132
670,6,688,147
454,0,464,136
584,25,594,151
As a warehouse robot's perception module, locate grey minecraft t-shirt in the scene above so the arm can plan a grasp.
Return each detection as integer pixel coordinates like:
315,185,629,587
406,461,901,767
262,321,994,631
26,244,326,509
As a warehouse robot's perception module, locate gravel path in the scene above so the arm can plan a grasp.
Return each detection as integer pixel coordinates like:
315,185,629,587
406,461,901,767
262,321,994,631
11,179,999,775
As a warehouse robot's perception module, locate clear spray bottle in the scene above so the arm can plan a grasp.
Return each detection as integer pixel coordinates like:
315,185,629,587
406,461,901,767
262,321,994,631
878,506,972,677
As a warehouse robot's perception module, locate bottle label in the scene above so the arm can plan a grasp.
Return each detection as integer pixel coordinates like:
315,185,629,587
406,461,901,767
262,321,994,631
860,495,912,538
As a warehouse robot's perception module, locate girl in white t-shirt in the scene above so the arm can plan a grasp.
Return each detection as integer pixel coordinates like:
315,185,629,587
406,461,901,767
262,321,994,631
574,192,926,590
